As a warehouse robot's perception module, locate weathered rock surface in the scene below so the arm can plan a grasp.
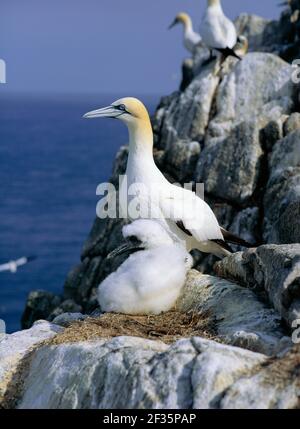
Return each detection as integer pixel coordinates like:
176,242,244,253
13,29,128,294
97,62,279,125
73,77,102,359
6,335,298,410
215,244,300,327
0,322,62,404
16,337,266,409
15,9,300,410
219,344,300,409
196,53,294,205
2,268,298,409
264,129,300,244
179,271,291,356
235,4,300,61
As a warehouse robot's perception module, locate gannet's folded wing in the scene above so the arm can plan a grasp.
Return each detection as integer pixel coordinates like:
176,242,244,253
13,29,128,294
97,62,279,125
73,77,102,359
160,187,223,243
218,15,237,48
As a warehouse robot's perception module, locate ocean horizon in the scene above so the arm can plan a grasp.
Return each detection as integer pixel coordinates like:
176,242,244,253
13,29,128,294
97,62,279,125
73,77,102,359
0,92,159,333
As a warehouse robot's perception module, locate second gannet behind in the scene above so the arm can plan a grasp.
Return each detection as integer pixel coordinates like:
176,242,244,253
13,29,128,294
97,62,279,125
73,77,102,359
233,35,248,58
169,12,202,54
98,220,192,315
199,0,240,60
84,98,253,258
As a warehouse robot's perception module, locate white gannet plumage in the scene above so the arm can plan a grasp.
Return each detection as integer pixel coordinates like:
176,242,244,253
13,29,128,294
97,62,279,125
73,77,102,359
84,98,253,258
0,256,36,274
98,219,192,315
199,0,240,60
169,12,202,54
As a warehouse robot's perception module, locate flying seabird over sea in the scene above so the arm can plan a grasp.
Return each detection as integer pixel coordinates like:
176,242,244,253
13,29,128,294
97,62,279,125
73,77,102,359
98,219,192,315
199,0,241,60
84,98,253,258
169,12,202,54
0,256,36,274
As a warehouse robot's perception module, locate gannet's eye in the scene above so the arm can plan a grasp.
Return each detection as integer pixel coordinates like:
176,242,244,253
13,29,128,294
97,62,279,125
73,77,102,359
127,236,140,246
116,104,126,112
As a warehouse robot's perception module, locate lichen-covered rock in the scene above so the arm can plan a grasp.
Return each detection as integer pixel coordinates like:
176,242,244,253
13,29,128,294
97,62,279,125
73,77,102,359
209,53,294,128
156,61,219,150
0,322,62,404
229,207,260,248
179,271,290,356
196,120,263,204
52,313,87,327
16,337,265,409
215,244,300,327
12,335,299,410
164,140,201,182
220,345,300,409
196,53,294,205
235,6,300,62
284,113,300,136
264,130,300,244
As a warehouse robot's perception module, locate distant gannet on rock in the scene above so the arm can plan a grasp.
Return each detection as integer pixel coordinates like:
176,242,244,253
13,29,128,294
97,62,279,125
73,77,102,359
279,0,300,22
0,256,36,274
233,35,248,58
84,98,253,258
98,220,192,315
199,0,241,60
169,12,202,54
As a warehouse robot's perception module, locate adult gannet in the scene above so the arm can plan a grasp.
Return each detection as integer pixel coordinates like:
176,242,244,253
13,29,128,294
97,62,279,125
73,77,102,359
98,220,192,315
199,0,241,60
169,12,202,54
0,256,36,274
84,98,252,258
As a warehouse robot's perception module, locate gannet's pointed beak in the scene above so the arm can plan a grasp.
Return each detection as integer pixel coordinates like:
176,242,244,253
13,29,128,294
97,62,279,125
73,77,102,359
107,242,144,260
83,106,118,119
278,1,288,6
168,19,177,30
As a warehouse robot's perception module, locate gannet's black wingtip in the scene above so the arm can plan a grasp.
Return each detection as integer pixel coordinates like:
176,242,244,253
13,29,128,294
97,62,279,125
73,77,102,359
26,255,37,262
211,239,234,254
215,47,242,61
221,228,256,248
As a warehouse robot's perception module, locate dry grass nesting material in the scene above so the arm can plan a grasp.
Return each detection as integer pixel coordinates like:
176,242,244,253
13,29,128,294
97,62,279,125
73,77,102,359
49,310,217,345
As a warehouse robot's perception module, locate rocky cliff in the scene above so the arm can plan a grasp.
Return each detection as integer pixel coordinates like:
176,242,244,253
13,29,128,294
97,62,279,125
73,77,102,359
2,6,299,409
21,8,300,326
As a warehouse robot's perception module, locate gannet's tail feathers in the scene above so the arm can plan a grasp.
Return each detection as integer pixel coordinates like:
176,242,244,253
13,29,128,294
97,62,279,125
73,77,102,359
221,228,254,248
215,47,241,60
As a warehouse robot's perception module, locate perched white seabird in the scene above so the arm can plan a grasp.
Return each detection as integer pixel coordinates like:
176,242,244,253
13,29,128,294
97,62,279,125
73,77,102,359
0,256,36,274
98,220,192,315
84,98,252,258
233,35,248,58
169,12,202,54
199,0,241,60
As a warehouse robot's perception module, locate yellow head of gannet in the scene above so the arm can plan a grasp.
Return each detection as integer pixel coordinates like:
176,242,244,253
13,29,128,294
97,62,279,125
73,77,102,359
83,97,149,122
169,12,192,29
169,12,202,54
83,97,153,149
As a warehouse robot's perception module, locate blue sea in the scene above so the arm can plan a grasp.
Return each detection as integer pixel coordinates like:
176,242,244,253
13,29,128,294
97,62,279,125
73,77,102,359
0,93,159,333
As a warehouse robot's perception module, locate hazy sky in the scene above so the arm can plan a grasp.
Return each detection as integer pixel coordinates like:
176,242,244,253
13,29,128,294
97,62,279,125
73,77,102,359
1,0,280,96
